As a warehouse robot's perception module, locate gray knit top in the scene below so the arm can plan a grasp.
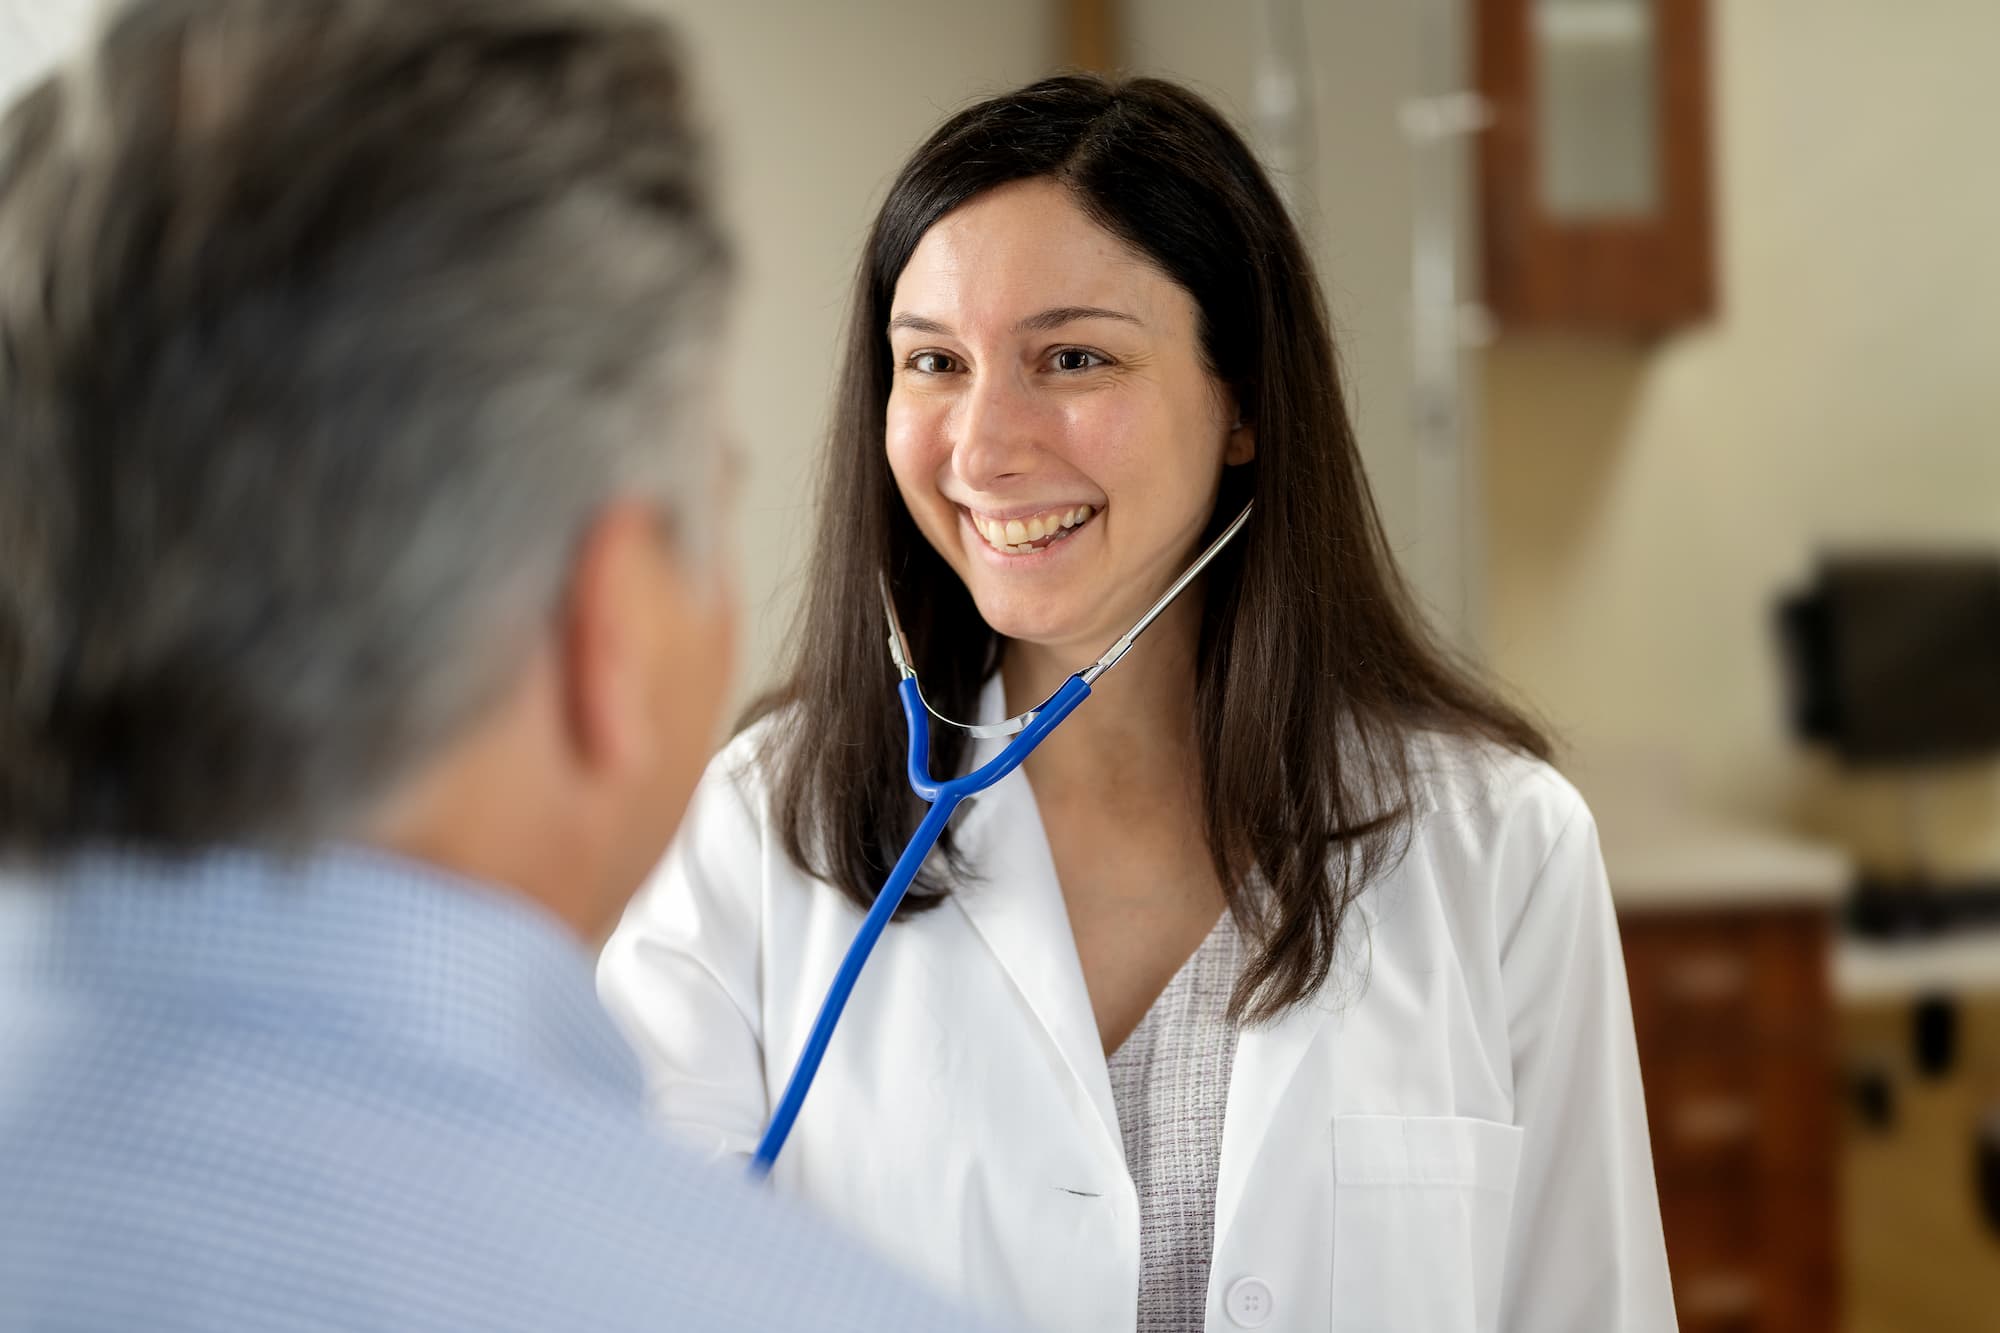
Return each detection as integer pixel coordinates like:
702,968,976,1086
1106,912,1243,1332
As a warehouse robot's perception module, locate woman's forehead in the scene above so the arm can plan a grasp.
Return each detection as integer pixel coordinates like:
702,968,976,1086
889,180,1194,336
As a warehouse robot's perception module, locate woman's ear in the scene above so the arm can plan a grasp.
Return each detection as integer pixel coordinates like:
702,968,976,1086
1224,414,1256,465
1219,387,1256,465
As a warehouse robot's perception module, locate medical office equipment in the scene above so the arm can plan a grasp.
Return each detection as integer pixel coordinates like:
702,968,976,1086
1779,551,2000,930
749,502,1255,1176
1780,550,2000,1247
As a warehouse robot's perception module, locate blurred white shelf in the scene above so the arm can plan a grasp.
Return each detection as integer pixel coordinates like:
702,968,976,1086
1836,932,2000,1002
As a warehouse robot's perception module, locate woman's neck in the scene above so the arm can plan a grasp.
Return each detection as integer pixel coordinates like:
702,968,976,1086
999,589,1204,802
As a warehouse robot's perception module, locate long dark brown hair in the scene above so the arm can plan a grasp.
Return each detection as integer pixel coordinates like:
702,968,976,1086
746,74,1548,1023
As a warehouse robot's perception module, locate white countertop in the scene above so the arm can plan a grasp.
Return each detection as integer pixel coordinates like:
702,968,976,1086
1596,808,1853,912
1567,760,1852,913
1568,761,2000,999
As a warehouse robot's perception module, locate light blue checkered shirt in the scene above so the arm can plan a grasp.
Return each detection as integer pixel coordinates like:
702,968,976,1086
0,847,981,1332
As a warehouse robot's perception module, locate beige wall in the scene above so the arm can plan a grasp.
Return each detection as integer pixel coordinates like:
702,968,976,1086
1483,0,2000,874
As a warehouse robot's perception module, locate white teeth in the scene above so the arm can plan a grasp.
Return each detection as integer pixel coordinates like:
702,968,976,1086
969,504,1097,554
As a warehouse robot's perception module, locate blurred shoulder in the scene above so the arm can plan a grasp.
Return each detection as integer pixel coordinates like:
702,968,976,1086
501,1105,977,1331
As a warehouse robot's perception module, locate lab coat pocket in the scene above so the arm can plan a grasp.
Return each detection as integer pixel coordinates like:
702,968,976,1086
1329,1114,1524,1333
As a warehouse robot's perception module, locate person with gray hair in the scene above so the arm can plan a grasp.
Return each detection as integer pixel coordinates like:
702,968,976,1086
0,1,983,1329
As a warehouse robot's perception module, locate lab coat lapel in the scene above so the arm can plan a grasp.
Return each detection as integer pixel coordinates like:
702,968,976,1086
1214,991,1332,1242
1212,884,1371,1244
946,676,1125,1157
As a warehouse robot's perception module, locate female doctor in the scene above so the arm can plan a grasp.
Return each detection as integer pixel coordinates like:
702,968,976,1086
600,75,1675,1333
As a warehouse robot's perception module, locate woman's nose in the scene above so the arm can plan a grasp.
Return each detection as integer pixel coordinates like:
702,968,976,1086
950,368,1043,491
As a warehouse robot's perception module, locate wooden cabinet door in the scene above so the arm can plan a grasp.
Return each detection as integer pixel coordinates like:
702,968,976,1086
1477,0,1717,330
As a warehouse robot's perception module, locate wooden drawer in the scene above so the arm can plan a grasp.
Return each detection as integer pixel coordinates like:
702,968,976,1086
1619,906,1839,1333
1659,1186,1760,1332
1642,1047,1836,1182
1622,910,1829,1052
1660,1181,1838,1333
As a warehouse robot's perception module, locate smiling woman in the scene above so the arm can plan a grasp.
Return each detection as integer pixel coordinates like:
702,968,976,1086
885,179,1252,646
599,74,1677,1333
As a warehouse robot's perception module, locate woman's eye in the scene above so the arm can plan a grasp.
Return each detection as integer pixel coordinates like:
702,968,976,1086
909,351,958,374
1052,347,1106,372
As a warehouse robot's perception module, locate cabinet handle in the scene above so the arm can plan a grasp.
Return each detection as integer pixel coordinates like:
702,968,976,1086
1670,1096,1758,1147
1680,1272,1760,1319
1664,951,1750,1004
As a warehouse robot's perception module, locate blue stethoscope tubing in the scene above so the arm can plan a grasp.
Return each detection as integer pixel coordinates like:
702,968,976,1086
747,670,1094,1177
745,501,1252,1178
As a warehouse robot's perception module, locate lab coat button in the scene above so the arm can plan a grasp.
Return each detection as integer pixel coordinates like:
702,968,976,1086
1224,1276,1274,1328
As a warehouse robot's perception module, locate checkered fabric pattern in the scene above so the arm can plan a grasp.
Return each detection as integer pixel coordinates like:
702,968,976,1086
0,846,980,1332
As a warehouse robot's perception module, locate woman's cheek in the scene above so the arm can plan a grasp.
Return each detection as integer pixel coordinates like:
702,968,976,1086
1053,393,1149,483
883,407,929,501
883,403,962,562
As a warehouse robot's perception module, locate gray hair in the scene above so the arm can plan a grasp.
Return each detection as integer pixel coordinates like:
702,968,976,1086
0,0,730,854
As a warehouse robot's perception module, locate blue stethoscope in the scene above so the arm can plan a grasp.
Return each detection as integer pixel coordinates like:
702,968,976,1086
748,501,1254,1177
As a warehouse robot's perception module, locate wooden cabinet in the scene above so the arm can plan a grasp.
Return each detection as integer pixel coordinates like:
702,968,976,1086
1476,0,1716,331
1621,907,1839,1332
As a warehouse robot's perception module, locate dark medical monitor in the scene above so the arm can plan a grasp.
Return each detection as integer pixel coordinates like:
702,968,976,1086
1779,553,2000,765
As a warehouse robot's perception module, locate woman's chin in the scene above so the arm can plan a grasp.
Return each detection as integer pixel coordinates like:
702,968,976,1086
970,597,1099,656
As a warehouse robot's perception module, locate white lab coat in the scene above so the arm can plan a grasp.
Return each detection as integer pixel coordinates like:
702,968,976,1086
599,679,1677,1333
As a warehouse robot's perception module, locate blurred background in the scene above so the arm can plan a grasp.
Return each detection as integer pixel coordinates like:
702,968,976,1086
6,1,1997,1328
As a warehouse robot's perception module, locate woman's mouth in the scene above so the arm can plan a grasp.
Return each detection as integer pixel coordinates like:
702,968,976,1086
965,504,1099,556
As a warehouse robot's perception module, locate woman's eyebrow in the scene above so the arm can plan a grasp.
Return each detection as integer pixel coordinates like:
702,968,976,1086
886,306,1144,337
887,312,953,336
1017,305,1142,332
